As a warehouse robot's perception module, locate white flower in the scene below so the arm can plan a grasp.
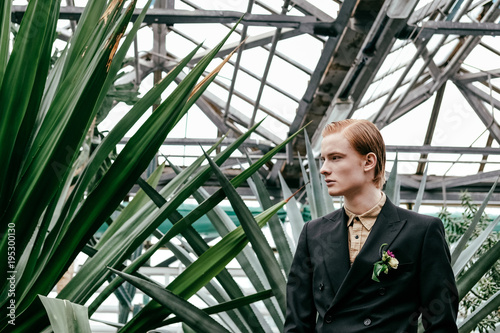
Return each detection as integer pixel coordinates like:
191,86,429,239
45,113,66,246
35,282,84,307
388,257,399,269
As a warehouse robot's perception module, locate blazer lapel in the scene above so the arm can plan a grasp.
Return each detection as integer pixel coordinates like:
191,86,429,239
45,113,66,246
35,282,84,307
320,209,350,294
328,199,407,311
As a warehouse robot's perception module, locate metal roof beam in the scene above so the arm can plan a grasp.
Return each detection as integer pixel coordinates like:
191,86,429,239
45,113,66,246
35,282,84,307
288,36,339,134
456,83,500,144
454,68,500,84
348,18,411,104
193,97,232,135
173,70,291,130
373,10,499,127
310,3,420,151
479,134,494,173
167,27,301,108
120,137,274,150
358,73,432,109
197,86,284,144
479,41,500,57
429,4,500,94
416,82,445,174
249,0,292,128
11,6,317,26
455,80,500,111
372,0,477,127
189,28,303,63
415,39,441,79
400,190,500,206
408,0,449,24
176,0,316,75
209,73,292,126
371,39,432,126
287,0,361,159
385,145,500,155
289,0,334,22
417,21,500,39
373,81,433,128
425,169,500,190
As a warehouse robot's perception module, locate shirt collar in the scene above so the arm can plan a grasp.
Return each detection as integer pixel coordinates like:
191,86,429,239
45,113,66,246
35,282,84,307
345,192,386,231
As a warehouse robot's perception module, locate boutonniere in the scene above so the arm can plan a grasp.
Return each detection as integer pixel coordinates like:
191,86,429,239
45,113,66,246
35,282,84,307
372,243,399,282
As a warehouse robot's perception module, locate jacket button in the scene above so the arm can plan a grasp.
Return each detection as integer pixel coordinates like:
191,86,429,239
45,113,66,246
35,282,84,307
325,315,332,324
364,318,371,326
319,283,324,291
378,287,386,295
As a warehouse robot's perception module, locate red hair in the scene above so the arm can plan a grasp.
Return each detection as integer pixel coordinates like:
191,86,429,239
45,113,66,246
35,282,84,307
322,119,386,188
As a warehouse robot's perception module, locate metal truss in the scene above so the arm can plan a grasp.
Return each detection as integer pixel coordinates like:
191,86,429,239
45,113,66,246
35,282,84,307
11,0,500,203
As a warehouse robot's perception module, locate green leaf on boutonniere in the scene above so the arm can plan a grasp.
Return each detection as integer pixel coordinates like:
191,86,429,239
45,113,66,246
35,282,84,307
372,262,385,282
372,243,398,282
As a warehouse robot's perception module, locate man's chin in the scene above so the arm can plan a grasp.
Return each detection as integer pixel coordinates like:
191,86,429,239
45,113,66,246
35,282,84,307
327,189,343,197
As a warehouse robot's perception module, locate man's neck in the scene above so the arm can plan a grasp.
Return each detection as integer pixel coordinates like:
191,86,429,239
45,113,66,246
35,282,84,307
344,186,382,215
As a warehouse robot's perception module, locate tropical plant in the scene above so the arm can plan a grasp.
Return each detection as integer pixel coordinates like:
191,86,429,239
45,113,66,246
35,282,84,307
1,0,313,331
440,191,500,333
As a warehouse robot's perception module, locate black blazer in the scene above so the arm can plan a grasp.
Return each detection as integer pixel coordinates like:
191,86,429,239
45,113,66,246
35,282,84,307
284,199,459,333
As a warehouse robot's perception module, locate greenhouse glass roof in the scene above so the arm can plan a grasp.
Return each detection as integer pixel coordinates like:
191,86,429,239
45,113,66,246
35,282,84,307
11,0,500,204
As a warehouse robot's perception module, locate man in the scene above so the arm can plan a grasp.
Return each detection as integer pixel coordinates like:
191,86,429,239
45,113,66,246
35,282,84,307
284,119,458,332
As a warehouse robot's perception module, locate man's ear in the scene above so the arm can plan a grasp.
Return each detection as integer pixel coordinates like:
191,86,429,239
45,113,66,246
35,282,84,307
364,152,377,172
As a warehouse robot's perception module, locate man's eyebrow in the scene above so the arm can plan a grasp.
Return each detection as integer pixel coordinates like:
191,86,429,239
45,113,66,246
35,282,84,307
320,151,344,158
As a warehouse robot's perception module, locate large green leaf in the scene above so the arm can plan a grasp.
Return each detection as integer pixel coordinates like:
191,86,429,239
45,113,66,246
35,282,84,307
183,177,282,329
298,153,316,219
130,179,254,333
96,163,165,246
12,156,82,307
1,5,136,321
456,240,500,300
450,178,498,265
61,0,160,223
119,196,288,332
278,172,304,247
413,162,428,213
453,215,500,277
38,296,92,333
23,18,220,306
384,153,399,204
109,268,231,333
62,0,108,77
116,123,305,331
305,131,329,217
67,124,260,309
134,171,267,333
204,150,287,314
7,4,138,314
84,126,263,315
162,290,274,325
160,237,246,332
0,0,60,209
458,290,500,333
2,0,133,250
0,0,11,82
3,0,59,207
245,154,293,274
9,9,239,333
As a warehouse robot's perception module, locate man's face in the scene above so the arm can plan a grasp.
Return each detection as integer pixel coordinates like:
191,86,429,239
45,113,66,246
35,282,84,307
320,132,370,197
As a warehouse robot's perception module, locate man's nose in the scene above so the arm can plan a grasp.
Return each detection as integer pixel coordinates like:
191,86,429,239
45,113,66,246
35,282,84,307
320,162,328,175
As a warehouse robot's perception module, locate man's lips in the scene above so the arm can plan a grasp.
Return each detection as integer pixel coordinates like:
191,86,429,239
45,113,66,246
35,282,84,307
325,180,336,185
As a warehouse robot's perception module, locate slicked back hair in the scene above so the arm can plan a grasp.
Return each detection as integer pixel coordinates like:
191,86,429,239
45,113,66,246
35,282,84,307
322,119,386,188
